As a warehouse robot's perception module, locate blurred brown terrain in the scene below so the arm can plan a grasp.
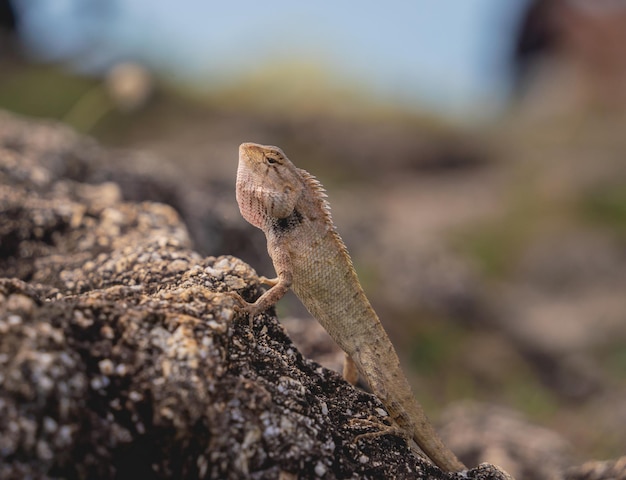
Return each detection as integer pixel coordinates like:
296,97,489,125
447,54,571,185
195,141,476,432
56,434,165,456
1,0,625,474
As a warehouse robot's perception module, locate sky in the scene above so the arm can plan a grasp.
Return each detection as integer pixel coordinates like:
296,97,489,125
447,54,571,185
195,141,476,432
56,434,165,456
13,0,531,117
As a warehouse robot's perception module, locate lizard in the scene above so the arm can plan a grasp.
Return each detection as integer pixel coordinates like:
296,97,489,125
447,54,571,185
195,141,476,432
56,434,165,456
233,142,467,473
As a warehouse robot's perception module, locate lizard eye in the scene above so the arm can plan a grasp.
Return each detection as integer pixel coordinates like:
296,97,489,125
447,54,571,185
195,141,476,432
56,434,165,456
265,156,279,165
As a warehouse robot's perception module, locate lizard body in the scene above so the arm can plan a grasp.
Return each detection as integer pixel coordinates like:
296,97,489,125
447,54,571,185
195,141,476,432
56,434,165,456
235,142,466,472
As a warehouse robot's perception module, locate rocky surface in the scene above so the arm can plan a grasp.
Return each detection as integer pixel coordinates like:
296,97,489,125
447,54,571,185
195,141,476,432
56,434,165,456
3,109,625,479
440,402,572,480
565,456,626,480
0,109,254,263
0,110,518,479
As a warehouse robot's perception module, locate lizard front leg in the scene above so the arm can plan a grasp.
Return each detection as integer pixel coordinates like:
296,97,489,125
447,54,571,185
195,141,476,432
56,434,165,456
232,247,294,317
243,272,291,315
227,272,290,316
226,276,290,329
230,273,278,310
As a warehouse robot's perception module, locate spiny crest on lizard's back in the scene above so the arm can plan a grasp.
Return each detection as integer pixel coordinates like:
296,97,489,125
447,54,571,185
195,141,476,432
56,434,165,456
297,167,354,266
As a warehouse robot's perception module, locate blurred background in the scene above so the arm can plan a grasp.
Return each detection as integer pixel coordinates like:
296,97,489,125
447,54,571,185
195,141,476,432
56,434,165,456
1,0,625,468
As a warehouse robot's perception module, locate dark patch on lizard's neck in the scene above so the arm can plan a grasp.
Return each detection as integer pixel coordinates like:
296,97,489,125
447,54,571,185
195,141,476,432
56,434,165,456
271,209,303,234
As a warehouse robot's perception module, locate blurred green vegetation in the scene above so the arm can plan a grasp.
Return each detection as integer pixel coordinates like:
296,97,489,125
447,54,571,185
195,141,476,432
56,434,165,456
0,60,452,140
408,317,466,374
454,217,532,278
602,342,626,378
0,65,96,119
451,188,549,278
407,315,559,420
580,183,626,237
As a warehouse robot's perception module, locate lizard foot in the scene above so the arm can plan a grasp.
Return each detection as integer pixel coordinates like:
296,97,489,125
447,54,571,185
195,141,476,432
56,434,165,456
224,291,249,311
349,415,408,443
223,292,259,328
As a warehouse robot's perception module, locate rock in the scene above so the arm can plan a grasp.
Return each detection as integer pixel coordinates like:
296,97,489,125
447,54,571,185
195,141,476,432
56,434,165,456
440,402,572,480
0,109,256,264
1,270,435,479
565,456,626,480
281,316,345,375
3,254,435,479
0,110,511,479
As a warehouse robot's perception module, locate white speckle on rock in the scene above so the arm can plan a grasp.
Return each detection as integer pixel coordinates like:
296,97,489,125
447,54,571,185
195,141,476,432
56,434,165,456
73,310,93,328
129,390,144,402
160,406,174,419
167,259,189,273
224,275,246,290
136,421,145,434
6,293,35,313
43,417,58,433
36,439,53,461
217,308,234,324
280,416,294,432
212,257,233,272
98,359,114,375
264,424,280,437
38,375,54,393
90,376,109,390
197,455,208,477
204,266,219,277
57,425,73,446
314,461,327,477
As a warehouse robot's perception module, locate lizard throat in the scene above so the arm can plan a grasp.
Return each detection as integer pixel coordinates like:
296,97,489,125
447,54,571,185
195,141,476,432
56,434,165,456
271,209,303,234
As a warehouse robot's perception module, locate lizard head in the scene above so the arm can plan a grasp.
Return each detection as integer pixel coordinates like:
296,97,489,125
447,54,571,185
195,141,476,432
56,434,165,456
237,143,304,229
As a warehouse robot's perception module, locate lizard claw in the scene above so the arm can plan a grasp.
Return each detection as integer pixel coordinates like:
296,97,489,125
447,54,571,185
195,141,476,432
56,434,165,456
223,291,246,309
224,291,254,314
258,276,279,287
223,291,261,329
349,415,408,443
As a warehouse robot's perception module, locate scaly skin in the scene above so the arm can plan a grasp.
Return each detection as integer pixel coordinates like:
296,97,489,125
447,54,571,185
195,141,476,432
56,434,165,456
234,142,466,472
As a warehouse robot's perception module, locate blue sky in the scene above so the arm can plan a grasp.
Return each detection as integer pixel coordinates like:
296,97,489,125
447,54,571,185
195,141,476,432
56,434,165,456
15,0,530,116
